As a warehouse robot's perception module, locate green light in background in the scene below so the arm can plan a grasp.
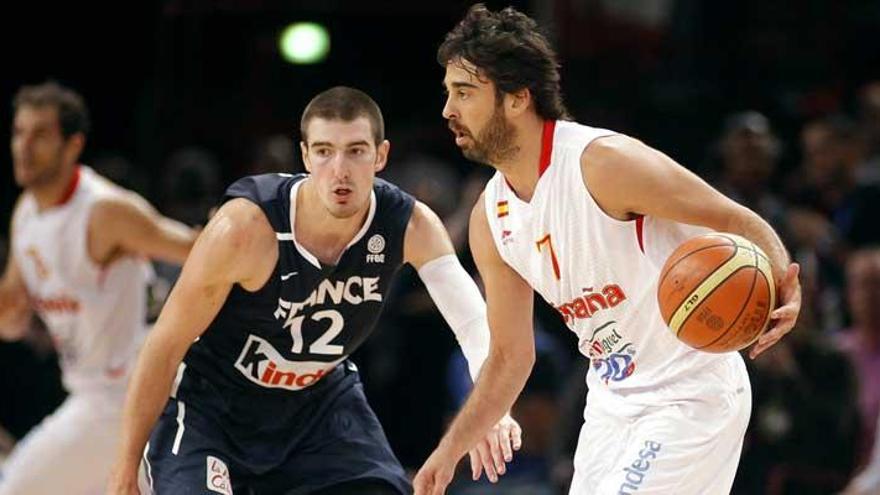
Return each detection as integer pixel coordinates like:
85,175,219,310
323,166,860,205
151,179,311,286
279,22,330,65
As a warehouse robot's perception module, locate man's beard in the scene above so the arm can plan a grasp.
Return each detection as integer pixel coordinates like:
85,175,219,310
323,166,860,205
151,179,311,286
462,106,518,165
13,155,64,189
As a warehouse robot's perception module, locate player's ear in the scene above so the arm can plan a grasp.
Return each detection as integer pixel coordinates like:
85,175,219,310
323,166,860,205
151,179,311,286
300,141,312,172
506,88,531,118
374,140,390,173
62,132,86,164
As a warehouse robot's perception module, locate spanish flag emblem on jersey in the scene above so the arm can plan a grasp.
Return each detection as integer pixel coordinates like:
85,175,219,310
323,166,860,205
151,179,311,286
496,200,509,218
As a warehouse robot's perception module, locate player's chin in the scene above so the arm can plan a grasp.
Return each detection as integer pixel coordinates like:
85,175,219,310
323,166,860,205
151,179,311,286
328,204,361,219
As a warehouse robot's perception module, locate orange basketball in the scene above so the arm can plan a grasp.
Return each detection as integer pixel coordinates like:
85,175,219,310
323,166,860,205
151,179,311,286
657,233,776,353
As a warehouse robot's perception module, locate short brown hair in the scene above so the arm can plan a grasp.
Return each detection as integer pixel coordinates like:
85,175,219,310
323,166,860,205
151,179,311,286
300,86,384,145
13,81,90,139
438,4,571,121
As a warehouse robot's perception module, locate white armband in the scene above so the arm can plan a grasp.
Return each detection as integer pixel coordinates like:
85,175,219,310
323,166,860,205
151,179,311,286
418,254,490,381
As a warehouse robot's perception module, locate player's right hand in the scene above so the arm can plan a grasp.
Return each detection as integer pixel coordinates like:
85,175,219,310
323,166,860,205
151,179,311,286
0,287,30,337
0,286,25,313
106,465,140,495
413,447,458,495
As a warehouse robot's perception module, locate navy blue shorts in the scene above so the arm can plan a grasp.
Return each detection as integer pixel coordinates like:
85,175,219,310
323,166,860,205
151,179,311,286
143,362,411,494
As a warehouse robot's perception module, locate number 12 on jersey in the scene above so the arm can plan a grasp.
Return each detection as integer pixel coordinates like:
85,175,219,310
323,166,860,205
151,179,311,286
536,234,561,280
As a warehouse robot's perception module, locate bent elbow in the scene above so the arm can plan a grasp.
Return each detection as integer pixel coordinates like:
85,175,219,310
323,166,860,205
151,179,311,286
494,339,536,381
518,347,536,377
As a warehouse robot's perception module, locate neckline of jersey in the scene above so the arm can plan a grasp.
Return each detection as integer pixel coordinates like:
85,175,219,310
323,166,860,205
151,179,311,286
503,119,556,208
287,177,378,270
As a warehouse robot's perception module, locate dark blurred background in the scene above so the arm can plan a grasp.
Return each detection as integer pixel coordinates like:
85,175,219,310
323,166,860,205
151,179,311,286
3,1,880,493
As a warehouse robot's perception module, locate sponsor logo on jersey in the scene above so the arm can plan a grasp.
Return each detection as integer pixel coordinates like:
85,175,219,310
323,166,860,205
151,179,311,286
585,320,638,383
618,441,662,494
556,284,626,325
25,246,50,280
32,295,80,314
501,229,514,245
206,455,232,495
366,234,385,263
274,276,382,329
234,335,343,390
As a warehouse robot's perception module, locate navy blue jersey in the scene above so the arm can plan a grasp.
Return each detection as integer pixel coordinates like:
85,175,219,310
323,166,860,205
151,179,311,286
183,173,414,395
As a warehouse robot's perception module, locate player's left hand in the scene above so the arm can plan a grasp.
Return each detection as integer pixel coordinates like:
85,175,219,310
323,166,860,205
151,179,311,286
468,413,522,482
750,262,801,359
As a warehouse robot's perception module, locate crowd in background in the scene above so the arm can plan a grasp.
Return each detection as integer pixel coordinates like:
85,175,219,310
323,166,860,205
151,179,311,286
1,80,879,494
2,1,880,494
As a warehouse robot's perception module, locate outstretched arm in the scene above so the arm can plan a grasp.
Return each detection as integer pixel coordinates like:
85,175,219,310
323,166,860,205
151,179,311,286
582,135,801,358
88,191,197,266
107,199,277,495
405,201,489,380
404,200,523,483
414,194,535,495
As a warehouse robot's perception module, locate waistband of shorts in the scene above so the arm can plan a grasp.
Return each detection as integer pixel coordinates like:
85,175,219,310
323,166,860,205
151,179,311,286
179,358,353,404
587,352,747,416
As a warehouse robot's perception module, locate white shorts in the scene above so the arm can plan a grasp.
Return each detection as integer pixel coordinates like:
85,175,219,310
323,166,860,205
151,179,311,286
0,390,124,495
570,354,751,494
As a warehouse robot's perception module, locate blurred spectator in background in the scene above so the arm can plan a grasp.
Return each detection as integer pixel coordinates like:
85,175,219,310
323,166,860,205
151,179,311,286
858,81,880,180
159,146,223,227
842,410,880,495
546,360,590,493
836,248,880,467
790,116,880,249
90,152,148,194
247,133,297,176
713,111,789,240
733,257,859,495
445,322,568,495
384,153,461,221
442,170,493,256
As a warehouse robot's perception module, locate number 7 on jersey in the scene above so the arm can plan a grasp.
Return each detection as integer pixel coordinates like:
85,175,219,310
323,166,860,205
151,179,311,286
536,233,561,280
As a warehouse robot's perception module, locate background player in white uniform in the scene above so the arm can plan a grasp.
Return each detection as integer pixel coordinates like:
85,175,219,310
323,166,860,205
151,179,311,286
415,5,802,494
0,82,197,495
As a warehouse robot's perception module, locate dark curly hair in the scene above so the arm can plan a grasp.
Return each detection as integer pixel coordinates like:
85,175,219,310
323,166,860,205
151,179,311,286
438,4,571,121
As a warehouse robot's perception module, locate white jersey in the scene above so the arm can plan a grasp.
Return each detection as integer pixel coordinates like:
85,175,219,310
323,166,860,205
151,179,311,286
12,166,152,395
484,120,741,400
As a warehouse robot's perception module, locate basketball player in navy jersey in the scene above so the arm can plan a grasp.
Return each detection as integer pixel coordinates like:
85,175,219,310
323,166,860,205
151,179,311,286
108,87,521,494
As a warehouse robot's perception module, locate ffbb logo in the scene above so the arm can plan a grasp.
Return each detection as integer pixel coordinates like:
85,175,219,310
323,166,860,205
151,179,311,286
366,234,386,263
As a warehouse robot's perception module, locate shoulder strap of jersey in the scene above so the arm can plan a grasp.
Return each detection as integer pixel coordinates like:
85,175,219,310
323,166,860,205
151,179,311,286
223,173,305,234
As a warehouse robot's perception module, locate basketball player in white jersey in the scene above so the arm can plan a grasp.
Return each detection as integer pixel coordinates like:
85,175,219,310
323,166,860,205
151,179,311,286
414,5,802,495
0,82,197,494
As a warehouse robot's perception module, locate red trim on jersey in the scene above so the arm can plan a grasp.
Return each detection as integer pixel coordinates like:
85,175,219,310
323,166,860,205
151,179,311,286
55,166,82,206
635,215,645,253
538,120,556,177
